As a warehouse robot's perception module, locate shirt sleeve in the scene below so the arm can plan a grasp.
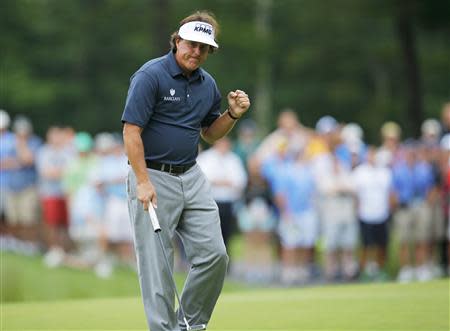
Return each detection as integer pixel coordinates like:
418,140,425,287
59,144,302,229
201,80,222,127
121,71,158,127
35,147,47,175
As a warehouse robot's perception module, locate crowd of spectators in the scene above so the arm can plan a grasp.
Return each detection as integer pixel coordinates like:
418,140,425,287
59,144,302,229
0,111,133,278
1,103,450,285
198,103,450,286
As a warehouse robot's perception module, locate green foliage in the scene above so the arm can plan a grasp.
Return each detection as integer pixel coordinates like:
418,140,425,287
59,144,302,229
1,0,449,141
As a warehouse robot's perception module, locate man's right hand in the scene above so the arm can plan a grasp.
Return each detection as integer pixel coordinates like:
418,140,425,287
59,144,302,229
123,123,157,211
137,180,157,210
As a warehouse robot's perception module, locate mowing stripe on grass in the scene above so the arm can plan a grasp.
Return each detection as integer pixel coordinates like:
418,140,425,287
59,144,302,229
3,280,448,330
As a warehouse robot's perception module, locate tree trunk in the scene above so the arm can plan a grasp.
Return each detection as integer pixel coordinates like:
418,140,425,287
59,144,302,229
254,0,273,135
395,0,423,137
152,0,171,54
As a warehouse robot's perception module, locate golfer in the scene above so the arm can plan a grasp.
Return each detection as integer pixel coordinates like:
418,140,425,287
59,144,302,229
122,11,250,331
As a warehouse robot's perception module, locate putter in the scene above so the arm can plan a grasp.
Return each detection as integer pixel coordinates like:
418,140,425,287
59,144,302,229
148,204,206,331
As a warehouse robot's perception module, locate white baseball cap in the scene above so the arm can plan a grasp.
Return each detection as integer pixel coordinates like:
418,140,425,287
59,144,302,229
316,115,338,134
0,109,10,130
440,134,450,151
13,115,33,134
421,118,441,137
341,122,363,143
178,21,218,48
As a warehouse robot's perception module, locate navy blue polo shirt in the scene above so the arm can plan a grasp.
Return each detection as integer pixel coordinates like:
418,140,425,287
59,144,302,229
122,51,222,165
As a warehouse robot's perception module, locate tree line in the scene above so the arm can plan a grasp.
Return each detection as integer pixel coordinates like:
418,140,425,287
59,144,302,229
1,0,449,142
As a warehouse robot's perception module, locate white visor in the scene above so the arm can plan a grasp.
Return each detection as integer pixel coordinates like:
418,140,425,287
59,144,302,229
178,21,218,48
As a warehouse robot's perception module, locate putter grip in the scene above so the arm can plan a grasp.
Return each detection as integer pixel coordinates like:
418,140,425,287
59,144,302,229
148,204,161,232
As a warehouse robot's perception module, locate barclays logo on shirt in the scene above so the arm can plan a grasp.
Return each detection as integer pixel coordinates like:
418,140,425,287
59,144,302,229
163,88,181,101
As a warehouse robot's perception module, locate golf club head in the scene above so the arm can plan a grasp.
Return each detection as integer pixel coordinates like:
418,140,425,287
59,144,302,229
187,324,206,331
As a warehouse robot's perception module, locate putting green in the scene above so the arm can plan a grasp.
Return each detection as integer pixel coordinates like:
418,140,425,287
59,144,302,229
3,279,448,330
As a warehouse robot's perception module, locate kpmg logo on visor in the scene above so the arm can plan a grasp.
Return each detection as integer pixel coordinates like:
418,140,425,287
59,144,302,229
178,21,218,48
194,23,212,35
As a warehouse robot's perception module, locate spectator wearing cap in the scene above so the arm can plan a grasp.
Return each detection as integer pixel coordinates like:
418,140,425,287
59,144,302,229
421,119,442,147
274,148,318,285
377,121,402,167
440,102,450,136
59,132,103,270
439,102,450,270
310,117,360,281
305,115,340,161
338,123,367,169
419,119,446,278
439,134,450,275
0,110,15,237
307,116,343,279
91,132,134,277
259,136,294,280
392,141,436,282
5,115,42,250
315,151,359,281
232,119,260,173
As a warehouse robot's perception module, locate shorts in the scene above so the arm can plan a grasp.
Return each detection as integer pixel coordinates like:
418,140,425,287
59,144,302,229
278,210,319,249
42,197,68,227
447,206,450,240
447,215,450,240
430,199,445,241
394,201,432,243
322,221,358,252
359,220,388,248
68,185,104,241
0,187,7,219
103,195,133,243
5,187,39,226
237,197,277,233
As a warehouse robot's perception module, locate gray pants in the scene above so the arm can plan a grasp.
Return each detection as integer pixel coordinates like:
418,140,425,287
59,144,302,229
127,164,228,331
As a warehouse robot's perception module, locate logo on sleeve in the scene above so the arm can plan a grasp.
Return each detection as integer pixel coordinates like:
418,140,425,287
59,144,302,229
164,88,181,101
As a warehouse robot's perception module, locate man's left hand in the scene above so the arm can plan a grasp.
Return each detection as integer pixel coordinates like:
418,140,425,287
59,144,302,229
227,90,250,118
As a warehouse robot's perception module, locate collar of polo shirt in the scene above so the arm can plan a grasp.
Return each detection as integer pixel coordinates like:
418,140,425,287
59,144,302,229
178,21,219,49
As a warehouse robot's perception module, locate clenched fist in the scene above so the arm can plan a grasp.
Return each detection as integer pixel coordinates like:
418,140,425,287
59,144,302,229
227,90,250,119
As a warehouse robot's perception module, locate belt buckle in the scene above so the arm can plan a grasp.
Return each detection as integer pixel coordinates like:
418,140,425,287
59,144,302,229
167,164,177,175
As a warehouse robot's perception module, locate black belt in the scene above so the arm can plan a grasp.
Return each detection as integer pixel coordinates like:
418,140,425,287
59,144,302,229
146,160,195,175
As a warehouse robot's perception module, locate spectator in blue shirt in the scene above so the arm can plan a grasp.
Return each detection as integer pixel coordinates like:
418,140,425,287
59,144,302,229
394,143,436,282
0,110,15,236
5,115,42,249
275,151,318,285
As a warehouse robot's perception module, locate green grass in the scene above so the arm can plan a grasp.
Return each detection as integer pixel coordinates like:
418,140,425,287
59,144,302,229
1,253,449,330
1,253,140,302
3,280,448,330
1,253,245,302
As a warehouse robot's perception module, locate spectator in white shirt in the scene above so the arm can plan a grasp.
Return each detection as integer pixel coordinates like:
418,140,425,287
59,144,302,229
316,153,358,281
352,146,395,281
197,137,247,251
